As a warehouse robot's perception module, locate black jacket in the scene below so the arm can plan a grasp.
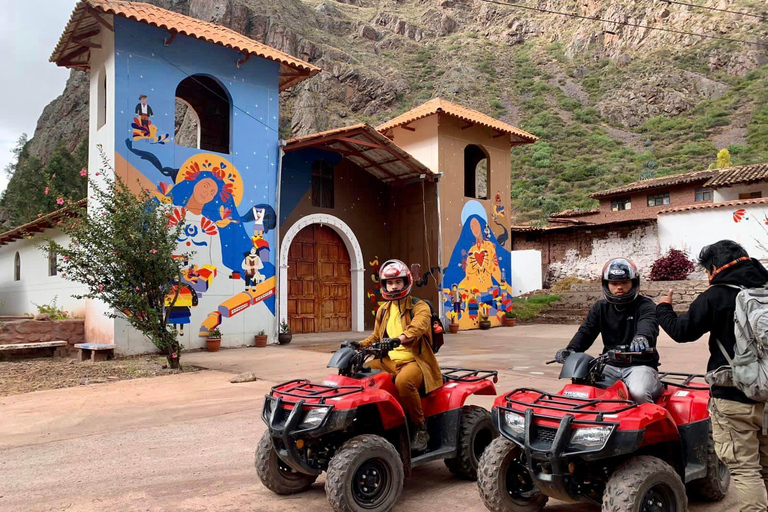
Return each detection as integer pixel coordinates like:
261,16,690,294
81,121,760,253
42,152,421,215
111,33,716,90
567,295,659,368
657,258,768,404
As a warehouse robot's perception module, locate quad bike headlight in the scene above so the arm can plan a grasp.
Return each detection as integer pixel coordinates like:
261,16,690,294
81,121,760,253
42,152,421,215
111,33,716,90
570,426,612,447
503,411,525,436
299,407,327,429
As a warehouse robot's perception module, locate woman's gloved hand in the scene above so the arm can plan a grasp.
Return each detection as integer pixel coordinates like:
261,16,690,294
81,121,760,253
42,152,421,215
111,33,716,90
555,348,573,364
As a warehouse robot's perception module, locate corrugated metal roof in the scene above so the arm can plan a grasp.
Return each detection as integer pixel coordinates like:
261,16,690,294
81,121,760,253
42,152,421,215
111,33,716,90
658,197,768,215
704,163,768,188
285,124,435,184
376,98,538,145
590,169,718,199
511,218,656,233
50,0,320,91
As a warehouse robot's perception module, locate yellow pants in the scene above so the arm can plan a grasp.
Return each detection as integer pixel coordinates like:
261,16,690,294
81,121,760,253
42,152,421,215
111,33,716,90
710,397,768,512
367,358,425,426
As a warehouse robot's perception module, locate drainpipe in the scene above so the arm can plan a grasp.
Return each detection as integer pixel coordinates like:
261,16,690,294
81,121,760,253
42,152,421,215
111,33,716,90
435,173,444,321
275,139,285,341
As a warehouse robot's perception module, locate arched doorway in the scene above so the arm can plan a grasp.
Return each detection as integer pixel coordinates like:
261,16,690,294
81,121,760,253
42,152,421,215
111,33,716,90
287,225,351,333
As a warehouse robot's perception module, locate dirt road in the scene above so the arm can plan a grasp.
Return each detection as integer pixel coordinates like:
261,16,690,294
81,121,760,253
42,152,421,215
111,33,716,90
0,325,739,511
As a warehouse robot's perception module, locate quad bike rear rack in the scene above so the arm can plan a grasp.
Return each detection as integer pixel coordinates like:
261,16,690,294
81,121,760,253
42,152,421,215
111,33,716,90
658,371,708,390
441,367,499,383
503,388,637,422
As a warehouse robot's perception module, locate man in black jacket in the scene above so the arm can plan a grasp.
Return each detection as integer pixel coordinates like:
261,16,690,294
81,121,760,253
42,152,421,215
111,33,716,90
554,258,662,404
657,240,768,512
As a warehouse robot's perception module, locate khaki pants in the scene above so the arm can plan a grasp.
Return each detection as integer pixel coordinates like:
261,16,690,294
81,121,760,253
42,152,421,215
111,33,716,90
710,397,768,512
367,358,425,426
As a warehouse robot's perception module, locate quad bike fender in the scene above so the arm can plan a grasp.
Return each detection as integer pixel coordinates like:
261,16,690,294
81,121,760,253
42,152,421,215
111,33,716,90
423,379,497,417
342,389,406,430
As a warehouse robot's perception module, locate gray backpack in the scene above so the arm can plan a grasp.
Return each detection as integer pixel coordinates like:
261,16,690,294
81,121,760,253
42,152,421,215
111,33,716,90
710,284,768,401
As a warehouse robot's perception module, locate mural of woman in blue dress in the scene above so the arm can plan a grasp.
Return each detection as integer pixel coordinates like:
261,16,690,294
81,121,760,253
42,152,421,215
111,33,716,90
442,200,513,329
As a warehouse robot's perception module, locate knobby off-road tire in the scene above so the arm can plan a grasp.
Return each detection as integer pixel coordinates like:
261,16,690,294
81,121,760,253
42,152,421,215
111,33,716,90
477,437,548,512
603,455,687,512
445,405,497,480
325,434,404,512
254,431,317,495
687,423,730,501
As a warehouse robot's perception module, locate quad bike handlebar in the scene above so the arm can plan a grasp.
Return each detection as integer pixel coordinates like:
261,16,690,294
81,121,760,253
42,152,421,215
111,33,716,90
546,346,656,365
331,339,402,377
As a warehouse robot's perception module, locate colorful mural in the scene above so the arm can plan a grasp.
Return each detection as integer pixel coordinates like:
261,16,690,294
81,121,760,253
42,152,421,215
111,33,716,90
442,200,513,329
490,191,509,247
112,17,282,345
366,256,385,317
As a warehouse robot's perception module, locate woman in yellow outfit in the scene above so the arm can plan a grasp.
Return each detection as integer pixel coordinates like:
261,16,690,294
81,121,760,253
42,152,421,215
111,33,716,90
358,259,443,452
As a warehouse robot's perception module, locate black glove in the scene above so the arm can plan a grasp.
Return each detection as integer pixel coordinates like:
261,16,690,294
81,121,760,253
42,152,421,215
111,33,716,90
381,338,401,351
629,335,650,353
555,348,573,364
341,340,361,350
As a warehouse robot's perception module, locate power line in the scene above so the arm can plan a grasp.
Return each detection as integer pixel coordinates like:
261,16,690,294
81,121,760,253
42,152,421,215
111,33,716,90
660,0,768,22
479,0,764,46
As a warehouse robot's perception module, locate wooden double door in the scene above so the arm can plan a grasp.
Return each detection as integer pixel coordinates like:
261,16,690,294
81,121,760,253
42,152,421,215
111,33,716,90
287,225,352,333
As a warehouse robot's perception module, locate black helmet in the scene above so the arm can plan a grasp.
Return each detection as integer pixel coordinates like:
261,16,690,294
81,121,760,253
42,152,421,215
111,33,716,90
601,258,640,305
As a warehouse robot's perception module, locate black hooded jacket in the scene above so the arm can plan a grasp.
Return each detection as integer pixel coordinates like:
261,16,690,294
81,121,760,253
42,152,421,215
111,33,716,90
656,258,768,404
566,295,660,368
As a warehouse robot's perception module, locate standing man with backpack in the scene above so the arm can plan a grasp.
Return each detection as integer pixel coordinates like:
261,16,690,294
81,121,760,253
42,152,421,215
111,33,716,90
347,259,443,452
657,240,768,512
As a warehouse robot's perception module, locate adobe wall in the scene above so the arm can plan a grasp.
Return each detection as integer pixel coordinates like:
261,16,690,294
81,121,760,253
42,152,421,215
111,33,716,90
0,318,85,351
584,183,710,223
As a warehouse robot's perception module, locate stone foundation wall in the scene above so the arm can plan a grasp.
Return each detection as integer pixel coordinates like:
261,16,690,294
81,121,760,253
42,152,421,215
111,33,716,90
0,317,86,351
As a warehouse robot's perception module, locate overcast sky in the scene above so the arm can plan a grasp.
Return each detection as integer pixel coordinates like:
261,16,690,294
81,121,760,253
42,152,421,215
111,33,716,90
0,1,77,192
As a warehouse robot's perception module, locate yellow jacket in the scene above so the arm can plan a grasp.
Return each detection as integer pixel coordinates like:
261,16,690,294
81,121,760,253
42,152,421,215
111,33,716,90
362,296,443,394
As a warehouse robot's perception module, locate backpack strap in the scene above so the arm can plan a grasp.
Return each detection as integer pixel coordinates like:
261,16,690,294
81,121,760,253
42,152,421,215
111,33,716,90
714,337,734,366
711,284,744,290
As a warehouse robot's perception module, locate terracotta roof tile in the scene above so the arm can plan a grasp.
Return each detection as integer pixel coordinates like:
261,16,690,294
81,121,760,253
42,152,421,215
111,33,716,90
590,169,718,199
704,163,768,187
0,199,87,247
511,218,655,233
376,98,538,144
51,1,320,91
658,197,768,215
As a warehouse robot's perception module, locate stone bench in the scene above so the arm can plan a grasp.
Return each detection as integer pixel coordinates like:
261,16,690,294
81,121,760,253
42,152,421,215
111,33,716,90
74,343,116,362
0,340,67,358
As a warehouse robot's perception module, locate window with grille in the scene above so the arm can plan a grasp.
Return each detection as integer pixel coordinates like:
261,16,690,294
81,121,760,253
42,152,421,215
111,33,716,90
14,252,20,281
48,248,58,277
312,160,334,209
611,198,631,211
647,193,670,207
695,188,713,202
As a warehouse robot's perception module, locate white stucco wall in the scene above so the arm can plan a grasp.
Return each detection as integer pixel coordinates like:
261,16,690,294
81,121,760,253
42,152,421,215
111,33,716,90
714,184,767,202
510,250,542,296
85,23,118,346
0,230,88,316
548,224,661,282
658,204,768,261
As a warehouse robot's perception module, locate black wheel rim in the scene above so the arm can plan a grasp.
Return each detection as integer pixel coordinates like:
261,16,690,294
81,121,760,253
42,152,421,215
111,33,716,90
352,458,392,509
472,427,494,465
641,483,678,512
504,456,537,504
277,457,306,482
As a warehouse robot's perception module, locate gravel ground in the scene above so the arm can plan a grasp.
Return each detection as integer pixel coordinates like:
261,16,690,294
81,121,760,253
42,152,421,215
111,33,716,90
0,355,201,396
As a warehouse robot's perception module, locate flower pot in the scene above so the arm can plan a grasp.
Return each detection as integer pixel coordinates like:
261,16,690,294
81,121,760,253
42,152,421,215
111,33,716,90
278,333,292,345
448,323,459,334
505,318,516,327
206,338,221,352
254,334,268,347
479,320,491,330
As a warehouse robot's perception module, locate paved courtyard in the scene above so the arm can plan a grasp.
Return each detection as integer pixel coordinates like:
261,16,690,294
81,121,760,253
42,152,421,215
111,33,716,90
0,324,739,511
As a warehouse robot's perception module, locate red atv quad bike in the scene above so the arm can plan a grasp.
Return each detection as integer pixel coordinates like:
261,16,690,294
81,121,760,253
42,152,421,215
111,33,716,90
477,347,730,512
255,340,499,512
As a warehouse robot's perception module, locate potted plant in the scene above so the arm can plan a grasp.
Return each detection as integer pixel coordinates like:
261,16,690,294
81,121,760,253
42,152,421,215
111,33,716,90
447,311,459,334
478,313,491,330
254,329,268,348
278,320,292,345
205,327,222,352
504,311,516,327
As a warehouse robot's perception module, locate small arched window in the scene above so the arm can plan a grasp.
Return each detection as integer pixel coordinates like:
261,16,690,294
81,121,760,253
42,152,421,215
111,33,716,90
97,66,107,130
14,252,20,281
48,248,58,277
175,75,231,154
464,144,489,199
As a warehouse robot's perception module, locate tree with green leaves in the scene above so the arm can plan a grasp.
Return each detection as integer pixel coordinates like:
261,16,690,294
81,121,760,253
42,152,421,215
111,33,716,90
44,148,189,369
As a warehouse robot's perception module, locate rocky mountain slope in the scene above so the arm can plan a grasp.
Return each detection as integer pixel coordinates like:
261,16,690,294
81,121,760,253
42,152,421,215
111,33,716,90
19,0,768,224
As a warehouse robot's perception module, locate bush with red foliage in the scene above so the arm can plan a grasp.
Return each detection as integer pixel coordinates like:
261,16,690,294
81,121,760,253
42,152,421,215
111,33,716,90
649,249,697,281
